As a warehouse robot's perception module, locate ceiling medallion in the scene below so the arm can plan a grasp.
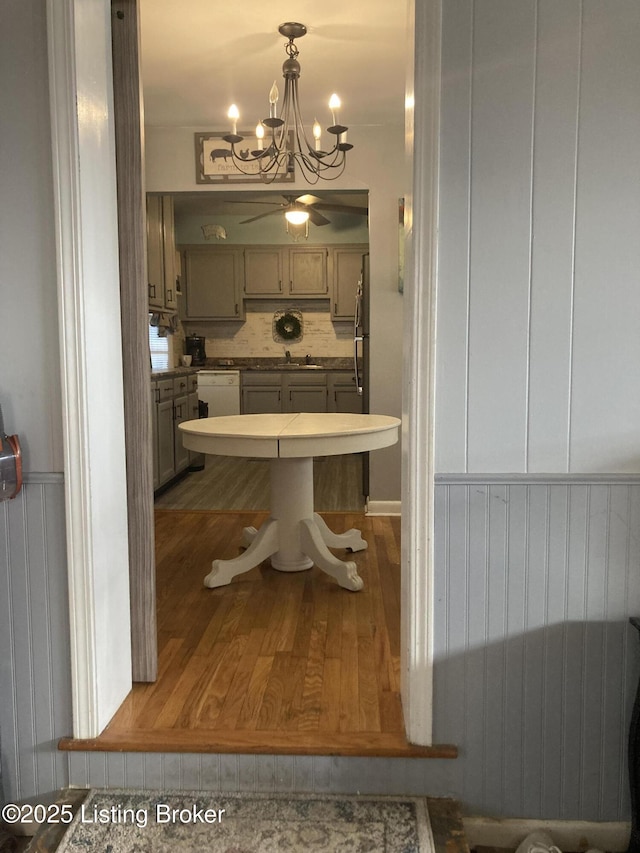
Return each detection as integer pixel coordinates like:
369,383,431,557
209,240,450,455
224,22,352,185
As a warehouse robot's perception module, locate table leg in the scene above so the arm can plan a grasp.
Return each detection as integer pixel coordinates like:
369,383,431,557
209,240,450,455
204,518,279,588
313,512,367,552
300,519,364,591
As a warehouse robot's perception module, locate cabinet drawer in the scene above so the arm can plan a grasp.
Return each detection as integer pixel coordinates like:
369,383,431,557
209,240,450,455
242,372,281,386
282,372,327,387
173,376,189,397
157,378,174,402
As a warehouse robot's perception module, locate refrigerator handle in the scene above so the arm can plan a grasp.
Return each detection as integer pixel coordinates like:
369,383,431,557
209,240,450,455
353,335,364,396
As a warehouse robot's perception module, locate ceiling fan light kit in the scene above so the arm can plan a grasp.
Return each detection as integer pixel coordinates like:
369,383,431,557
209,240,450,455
224,22,353,184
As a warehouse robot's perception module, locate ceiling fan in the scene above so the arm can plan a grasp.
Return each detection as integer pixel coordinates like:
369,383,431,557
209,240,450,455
239,194,368,227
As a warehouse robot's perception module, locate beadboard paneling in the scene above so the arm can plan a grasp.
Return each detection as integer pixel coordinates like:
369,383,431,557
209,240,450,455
433,481,640,818
0,479,71,802
435,0,640,473
2,477,638,818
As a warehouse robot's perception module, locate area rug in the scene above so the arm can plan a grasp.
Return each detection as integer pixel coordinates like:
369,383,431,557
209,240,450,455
55,789,434,852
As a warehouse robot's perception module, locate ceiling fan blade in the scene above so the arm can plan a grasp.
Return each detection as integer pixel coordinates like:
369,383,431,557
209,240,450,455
310,202,369,217
307,209,331,227
295,194,324,206
240,209,280,224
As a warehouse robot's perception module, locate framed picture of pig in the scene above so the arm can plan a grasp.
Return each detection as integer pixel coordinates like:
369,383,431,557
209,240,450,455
194,132,295,184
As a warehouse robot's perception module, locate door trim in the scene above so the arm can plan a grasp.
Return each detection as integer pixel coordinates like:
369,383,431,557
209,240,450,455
401,0,441,745
46,0,133,737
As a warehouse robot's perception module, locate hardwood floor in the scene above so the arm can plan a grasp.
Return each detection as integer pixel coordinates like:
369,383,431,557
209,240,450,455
154,453,365,511
60,510,456,758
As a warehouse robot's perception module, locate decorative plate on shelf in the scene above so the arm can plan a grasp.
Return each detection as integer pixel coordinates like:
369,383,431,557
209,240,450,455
273,309,303,343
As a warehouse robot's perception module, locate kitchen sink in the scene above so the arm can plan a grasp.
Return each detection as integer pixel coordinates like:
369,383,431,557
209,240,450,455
274,363,323,369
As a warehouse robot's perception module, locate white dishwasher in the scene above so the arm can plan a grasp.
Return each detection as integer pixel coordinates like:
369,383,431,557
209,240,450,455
197,370,241,416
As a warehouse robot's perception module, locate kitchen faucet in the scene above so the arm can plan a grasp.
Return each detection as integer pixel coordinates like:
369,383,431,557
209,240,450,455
284,349,292,363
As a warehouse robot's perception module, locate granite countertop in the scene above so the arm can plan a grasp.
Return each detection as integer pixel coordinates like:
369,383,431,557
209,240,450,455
201,357,356,372
150,366,200,379
151,359,356,379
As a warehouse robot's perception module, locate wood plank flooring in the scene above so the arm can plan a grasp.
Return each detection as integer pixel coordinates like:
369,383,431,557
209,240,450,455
154,453,365,511
60,510,456,758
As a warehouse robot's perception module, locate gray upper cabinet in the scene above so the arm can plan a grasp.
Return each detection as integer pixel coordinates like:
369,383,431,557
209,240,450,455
331,245,366,320
244,247,284,297
289,247,328,296
183,246,245,320
146,195,178,312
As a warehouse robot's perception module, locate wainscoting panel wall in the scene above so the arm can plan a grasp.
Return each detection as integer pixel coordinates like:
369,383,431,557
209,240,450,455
2,478,638,818
432,479,640,818
0,478,72,802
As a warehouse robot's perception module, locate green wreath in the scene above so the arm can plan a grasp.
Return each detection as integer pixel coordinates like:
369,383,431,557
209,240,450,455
275,313,302,341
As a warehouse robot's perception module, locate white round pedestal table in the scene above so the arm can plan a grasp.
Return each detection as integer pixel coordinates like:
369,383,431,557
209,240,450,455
178,412,401,592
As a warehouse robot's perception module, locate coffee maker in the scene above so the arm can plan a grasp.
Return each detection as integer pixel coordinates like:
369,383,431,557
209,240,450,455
185,334,206,366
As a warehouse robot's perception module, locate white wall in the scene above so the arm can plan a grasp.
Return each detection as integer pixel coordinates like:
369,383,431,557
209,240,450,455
146,124,406,500
435,0,640,474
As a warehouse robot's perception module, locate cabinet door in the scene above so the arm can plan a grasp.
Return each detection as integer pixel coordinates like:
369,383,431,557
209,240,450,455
288,247,328,296
157,398,175,485
151,384,159,490
242,386,282,414
146,195,164,309
331,247,365,320
283,385,328,413
162,196,178,311
244,248,284,296
184,248,245,320
328,373,363,414
173,394,190,473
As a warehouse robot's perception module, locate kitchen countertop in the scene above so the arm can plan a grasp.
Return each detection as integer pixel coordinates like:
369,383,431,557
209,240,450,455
201,358,356,372
151,359,356,379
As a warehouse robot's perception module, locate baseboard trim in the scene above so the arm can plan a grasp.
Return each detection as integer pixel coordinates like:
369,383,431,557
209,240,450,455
463,816,630,852
365,500,402,516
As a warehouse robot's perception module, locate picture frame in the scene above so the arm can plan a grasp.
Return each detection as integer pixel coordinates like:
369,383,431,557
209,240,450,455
194,132,295,184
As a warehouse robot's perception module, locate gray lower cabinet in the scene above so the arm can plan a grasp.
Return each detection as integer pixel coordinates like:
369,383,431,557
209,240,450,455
241,371,359,415
157,396,175,484
152,373,199,490
282,373,327,413
241,373,282,414
328,371,363,414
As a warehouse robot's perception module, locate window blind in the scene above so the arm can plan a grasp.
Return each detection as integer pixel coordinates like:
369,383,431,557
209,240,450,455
148,318,169,370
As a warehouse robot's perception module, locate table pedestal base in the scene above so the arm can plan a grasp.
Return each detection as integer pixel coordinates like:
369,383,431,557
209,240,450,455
203,457,366,592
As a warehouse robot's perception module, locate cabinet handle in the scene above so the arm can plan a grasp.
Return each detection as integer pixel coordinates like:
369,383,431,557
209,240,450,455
180,381,186,388
235,303,239,315
155,388,160,403
279,280,282,291
334,302,337,313
167,289,173,302
148,283,156,297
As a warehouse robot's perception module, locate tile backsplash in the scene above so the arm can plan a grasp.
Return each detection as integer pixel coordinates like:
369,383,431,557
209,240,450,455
182,302,353,360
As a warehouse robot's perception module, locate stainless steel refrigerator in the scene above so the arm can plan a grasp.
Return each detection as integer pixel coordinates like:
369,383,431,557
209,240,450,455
354,252,370,497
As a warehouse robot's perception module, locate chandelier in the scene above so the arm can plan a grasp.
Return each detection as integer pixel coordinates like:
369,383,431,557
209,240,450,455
224,22,352,185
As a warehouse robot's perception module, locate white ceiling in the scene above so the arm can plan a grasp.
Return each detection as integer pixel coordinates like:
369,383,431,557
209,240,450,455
139,0,409,130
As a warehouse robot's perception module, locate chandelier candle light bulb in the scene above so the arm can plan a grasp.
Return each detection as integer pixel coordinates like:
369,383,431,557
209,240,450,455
329,93,341,127
269,82,279,118
256,122,265,150
313,119,322,151
228,104,239,136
